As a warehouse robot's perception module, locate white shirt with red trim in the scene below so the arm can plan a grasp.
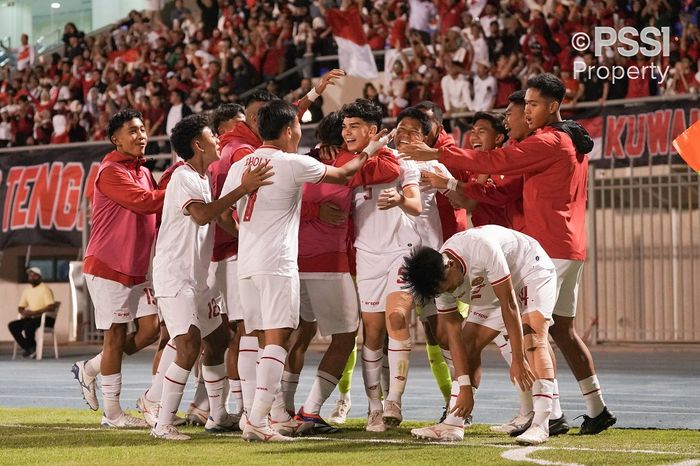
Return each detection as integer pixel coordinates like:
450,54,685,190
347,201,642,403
435,225,554,311
221,146,327,279
353,150,421,255
414,160,448,249
153,163,214,297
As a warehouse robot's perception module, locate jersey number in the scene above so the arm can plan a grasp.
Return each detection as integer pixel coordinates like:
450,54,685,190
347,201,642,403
208,299,221,319
243,192,257,222
471,283,486,301
517,286,528,307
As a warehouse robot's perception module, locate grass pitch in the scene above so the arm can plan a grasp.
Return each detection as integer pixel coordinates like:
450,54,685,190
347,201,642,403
0,408,699,466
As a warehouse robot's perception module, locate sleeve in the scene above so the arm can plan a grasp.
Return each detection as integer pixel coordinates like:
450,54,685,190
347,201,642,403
171,172,206,215
438,132,560,176
219,163,241,198
399,160,420,189
291,155,327,186
473,238,511,287
461,176,523,207
96,166,165,215
347,148,401,188
435,292,458,313
18,289,28,308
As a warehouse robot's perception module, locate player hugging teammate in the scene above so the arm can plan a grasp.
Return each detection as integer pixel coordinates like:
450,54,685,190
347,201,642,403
72,72,615,445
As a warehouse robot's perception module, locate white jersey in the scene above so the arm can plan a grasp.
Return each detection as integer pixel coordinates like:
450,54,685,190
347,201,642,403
153,164,214,297
413,160,447,249
435,225,554,311
353,150,421,254
220,145,326,279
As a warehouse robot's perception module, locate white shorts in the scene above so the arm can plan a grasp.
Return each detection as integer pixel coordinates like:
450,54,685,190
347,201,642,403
239,273,300,332
299,273,360,337
209,257,243,321
159,286,225,339
551,259,584,318
356,250,410,313
85,274,159,330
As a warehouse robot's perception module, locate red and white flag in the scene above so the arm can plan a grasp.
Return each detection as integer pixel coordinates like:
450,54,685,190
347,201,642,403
326,7,379,79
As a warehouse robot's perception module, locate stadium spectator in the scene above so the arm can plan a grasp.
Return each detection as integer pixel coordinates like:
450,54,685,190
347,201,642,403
166,89,192,136
441,62,472,116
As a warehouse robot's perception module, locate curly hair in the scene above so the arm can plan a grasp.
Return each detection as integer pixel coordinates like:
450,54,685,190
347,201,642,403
401,247,447,303
340,98,383,129
108,108,143,141
170,114,209,160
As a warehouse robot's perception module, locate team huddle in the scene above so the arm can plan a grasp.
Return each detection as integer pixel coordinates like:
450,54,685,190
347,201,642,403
70,70,616,445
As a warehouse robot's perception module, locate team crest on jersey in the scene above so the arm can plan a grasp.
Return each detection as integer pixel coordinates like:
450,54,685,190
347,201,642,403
471,277,485,286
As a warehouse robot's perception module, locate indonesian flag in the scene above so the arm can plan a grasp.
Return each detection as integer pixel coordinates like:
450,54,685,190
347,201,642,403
673,120,700,172
326,7,378,79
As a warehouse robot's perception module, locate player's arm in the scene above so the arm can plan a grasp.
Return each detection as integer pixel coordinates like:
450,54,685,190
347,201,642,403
347,148,401,188
492,277,535,391
322,129,392,185
400,133,558,176
376,184,422,215
96,167,165,215
438,308,474,418
216,208,239,236
294,69,345,117
188,164,273,226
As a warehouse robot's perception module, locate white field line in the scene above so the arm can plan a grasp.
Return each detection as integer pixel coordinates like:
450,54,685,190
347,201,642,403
1,422,699,459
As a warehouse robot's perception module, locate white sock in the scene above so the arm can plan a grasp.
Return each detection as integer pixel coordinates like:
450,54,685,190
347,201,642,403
552,378,563,419
228,379,243,415
518,388,534,416
303,370,339,415
386,337,411,403
147,340,177,403
440,348,454,379
202,363,227,423
532,379,554,429
579,375,605,417
361,346,383,412
380,352,390,399
281,370,300,414
84,352,102,378
157,363,190,429
101,373,122,420
190,369,209,411
237,336,259,415
494,334,512,365
249,345,287,427
443,380,464,427
270,389,292,422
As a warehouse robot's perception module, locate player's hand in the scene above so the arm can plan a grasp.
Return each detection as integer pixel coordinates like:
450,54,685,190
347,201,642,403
399,142,440,161
510,358,535,392
315,68,346,95
377,187,403,210
241,163,274,194
362,128,394,156
451,386,474,419
318,202,347,225
420,169,450,190
319,144,340,161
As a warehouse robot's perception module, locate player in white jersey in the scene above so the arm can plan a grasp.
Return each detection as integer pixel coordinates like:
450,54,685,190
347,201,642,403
220,99,391,442
339,99,423,432
150,115,273,441
402,225,559,445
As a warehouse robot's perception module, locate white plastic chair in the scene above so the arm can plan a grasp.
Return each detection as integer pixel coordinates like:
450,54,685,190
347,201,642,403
11,302,60,360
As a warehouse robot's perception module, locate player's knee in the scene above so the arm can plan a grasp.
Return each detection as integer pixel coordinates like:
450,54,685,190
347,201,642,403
549,317,576,344
330,332,356,352
387,311,408,332
523,332,554,379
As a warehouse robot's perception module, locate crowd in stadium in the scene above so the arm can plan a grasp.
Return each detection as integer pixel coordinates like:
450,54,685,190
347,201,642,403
0,0,698,149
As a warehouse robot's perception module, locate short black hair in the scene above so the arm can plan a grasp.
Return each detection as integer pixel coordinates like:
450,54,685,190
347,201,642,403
243,89,277,108
526,73,566,103
414,101,444,124
316,111,344,147
401,247,447,303
340,98,383,129
508,89,526,106
170,114,210,160
257,99,298,141
397,107,431,136
473,111,508,142
211,103,244,134
108,108,143,141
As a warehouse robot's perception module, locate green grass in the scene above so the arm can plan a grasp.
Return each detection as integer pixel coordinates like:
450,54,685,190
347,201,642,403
0,408,699,465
